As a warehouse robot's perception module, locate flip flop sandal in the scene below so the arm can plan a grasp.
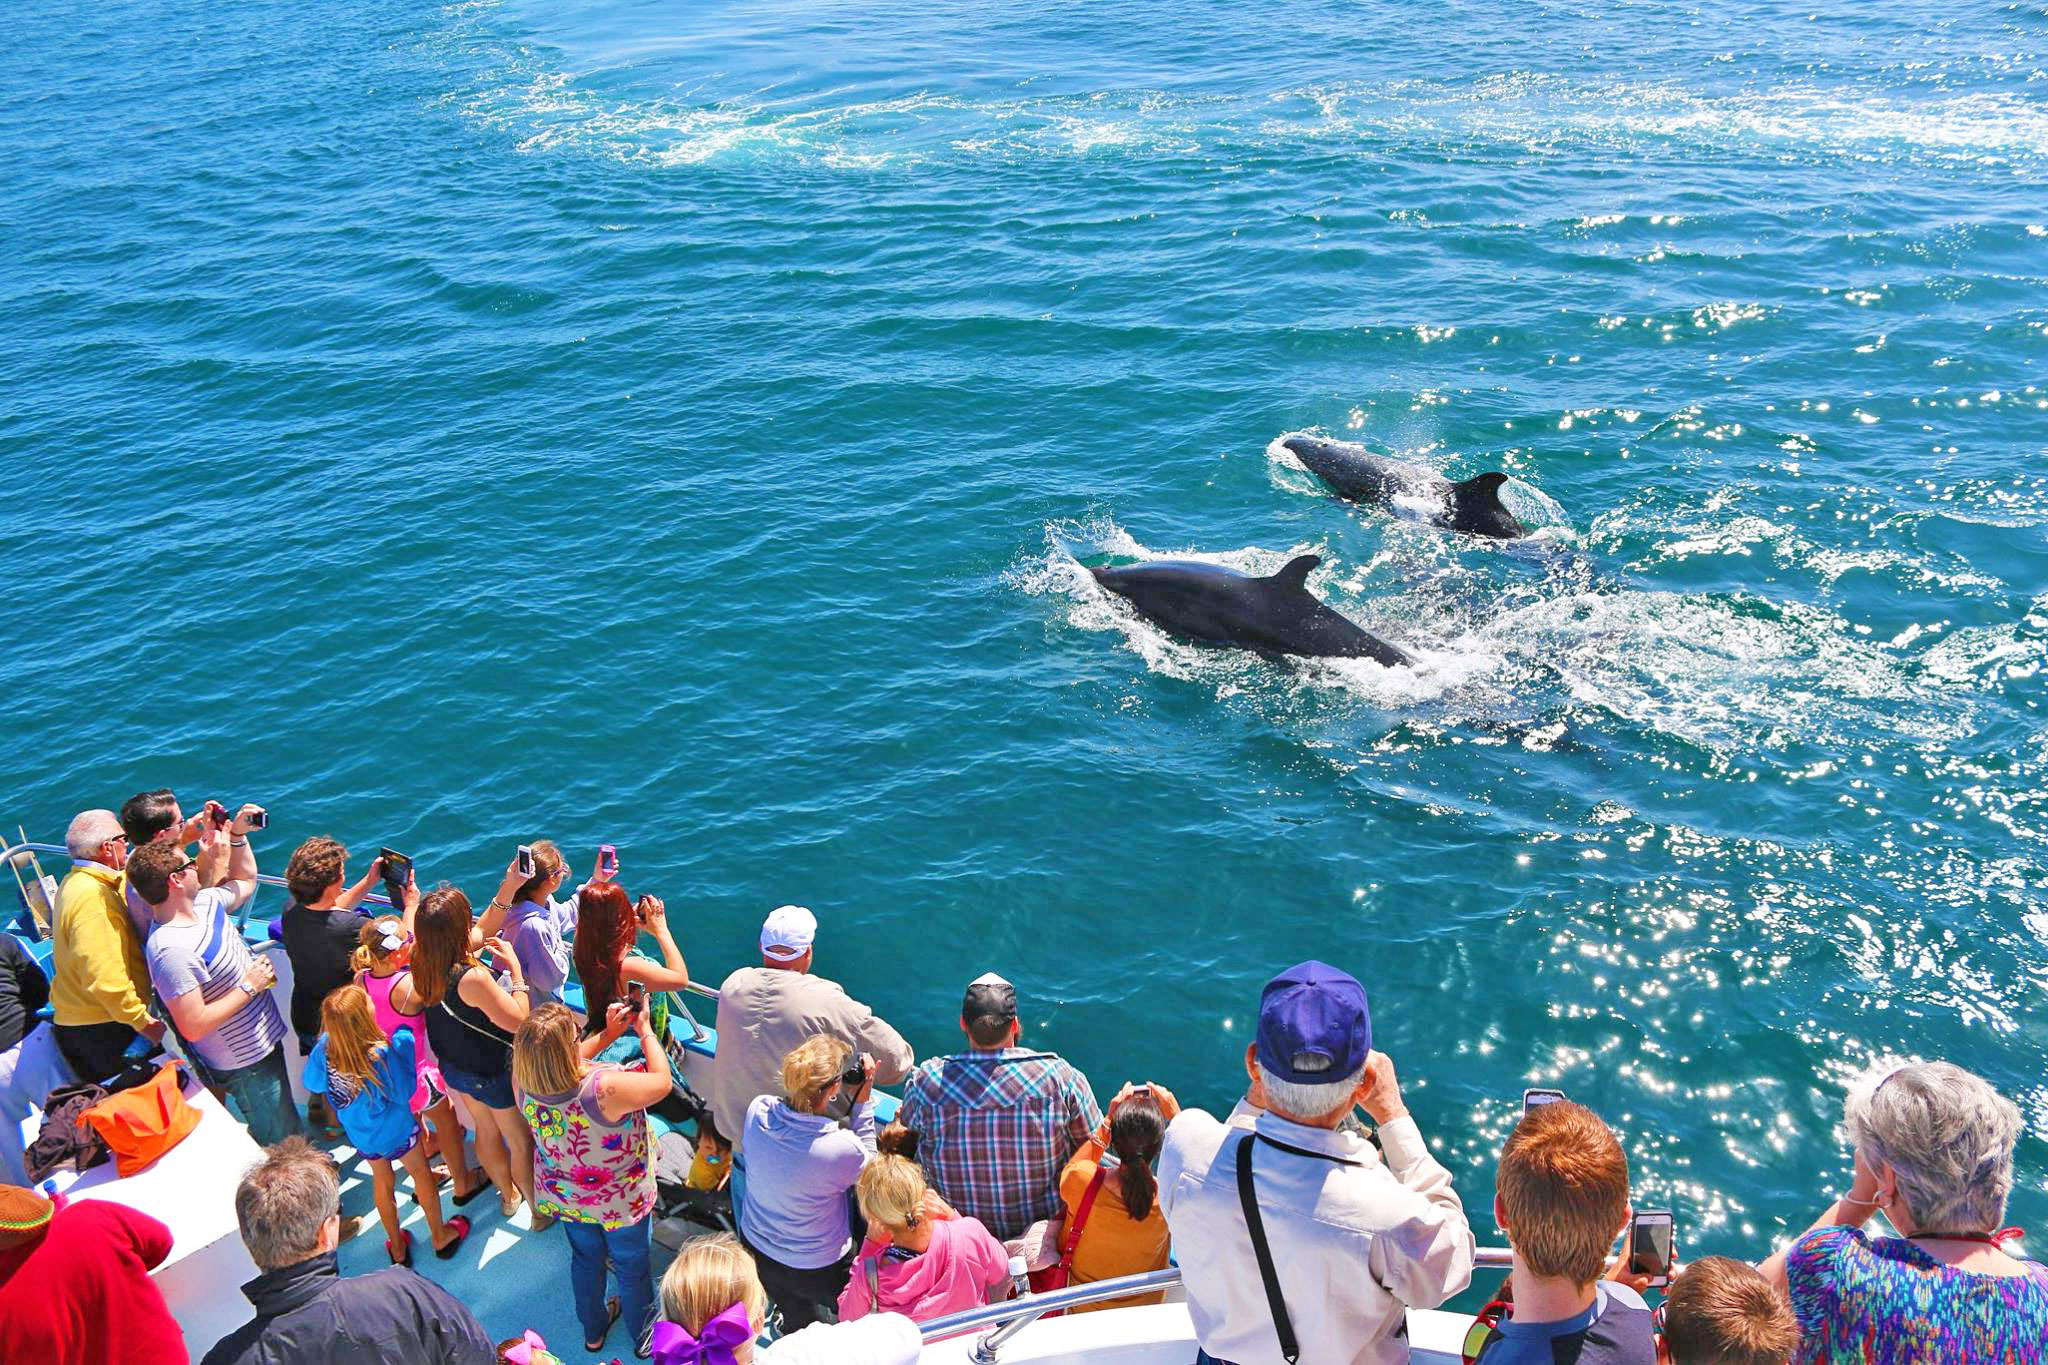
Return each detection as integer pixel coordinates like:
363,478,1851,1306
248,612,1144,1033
450,1168,492,1207
386,1230,413,1268
434,1215,471,1259
584,1296,622,1353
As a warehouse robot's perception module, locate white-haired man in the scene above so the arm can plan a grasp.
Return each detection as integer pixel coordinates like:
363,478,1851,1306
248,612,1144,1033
48,809,163,1084
1160,960,1475,1365
706,905,914,1154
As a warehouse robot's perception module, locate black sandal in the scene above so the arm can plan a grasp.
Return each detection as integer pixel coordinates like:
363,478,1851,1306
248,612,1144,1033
449,1168,491,1207
584,1296,621,1353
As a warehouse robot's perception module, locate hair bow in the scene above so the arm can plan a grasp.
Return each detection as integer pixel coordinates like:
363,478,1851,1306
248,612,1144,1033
501,1330,549,1365
649,1304,753,1365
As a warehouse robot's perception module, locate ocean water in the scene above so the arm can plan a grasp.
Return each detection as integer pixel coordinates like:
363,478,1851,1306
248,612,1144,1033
4,0,2045,1270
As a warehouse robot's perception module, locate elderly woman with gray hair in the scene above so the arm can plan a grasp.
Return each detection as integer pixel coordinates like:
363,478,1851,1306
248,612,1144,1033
1760,1060,2047,1362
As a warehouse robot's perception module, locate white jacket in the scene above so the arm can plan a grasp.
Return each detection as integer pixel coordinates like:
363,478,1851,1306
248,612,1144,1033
761,1312,921,1364
1159,1099,1475,1365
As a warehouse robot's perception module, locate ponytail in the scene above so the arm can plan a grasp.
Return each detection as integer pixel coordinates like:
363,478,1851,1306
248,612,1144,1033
1109,1091,1166,1223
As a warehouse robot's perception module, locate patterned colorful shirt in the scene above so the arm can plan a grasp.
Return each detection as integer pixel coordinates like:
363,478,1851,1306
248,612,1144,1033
1787,1225,2048,1364
898,1047,1101,1241
522,1062,655,1229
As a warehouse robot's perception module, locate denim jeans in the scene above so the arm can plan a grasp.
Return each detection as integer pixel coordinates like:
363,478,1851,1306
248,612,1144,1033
563,1215,654,1349
212,1045,302,1147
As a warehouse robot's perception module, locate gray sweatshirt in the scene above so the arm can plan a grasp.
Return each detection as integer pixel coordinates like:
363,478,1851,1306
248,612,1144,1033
708,966,913,1151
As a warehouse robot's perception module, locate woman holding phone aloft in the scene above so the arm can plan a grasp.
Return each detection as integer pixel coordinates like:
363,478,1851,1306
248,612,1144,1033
413,886,540,1225
1056,1082,1178,1312
572,883,688,1058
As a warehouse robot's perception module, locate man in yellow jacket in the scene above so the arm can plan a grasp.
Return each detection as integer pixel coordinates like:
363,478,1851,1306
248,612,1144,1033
49,809,164,1083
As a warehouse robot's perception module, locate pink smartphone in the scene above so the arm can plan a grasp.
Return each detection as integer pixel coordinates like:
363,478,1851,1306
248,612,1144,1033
598,844,618,877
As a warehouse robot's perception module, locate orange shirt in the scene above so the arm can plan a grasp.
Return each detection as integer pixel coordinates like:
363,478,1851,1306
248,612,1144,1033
1057,1126,1169,1312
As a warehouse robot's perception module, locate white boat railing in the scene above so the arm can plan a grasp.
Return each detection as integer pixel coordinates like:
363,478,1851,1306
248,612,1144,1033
919,1248,1514,1360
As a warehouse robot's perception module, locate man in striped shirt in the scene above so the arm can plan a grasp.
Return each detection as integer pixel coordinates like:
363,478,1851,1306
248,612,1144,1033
899,972,1101,1242
131,811,301,1145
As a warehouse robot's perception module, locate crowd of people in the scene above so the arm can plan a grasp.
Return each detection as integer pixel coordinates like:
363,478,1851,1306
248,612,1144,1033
0,792,2044,1365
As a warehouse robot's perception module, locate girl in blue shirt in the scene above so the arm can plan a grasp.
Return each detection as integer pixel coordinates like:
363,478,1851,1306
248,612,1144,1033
305,984,470,1265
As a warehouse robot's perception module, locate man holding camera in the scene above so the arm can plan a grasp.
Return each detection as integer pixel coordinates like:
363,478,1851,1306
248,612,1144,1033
130,806,301,1145
1159,961,1474,1365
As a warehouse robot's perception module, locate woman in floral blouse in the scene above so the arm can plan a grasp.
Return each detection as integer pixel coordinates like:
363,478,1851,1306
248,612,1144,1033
512,999,672,1356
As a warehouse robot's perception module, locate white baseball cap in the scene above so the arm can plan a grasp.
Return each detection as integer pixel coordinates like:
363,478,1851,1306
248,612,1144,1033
760,905,818,960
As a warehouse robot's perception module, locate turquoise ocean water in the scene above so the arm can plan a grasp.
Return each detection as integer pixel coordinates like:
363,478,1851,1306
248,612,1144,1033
5,0,2046,1266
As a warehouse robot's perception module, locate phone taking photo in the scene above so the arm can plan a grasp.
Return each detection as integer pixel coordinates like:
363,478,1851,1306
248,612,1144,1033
379,848,413,884
1630,1209,1675,1287
516,845,536,878
1522,1087,1566,1117
625,980,646,1015
598,844,618,877
246,807,268,830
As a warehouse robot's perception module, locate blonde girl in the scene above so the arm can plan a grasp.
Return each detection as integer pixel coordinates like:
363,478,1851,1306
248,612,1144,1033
655,1232,921,1362
304,984,469,1265
353,915,487,1206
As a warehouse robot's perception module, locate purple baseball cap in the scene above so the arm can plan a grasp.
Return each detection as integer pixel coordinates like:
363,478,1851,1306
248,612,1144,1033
1256,960,1371,1085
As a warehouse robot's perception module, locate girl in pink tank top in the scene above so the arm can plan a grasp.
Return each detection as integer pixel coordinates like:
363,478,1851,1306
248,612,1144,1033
352,915,489,1206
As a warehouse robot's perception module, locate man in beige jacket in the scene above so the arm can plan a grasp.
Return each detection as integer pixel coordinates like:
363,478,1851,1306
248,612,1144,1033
707,905,914,1154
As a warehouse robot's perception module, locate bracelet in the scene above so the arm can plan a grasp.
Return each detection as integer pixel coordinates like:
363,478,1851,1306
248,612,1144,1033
487,898,509,913
230,838,249,848
506,983,530,993
1840,1194,1880,1209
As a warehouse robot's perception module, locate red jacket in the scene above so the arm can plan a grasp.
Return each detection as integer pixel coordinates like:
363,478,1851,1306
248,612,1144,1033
0,1200,188,1365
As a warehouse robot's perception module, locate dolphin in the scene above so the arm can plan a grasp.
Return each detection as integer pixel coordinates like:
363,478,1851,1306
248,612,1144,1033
1280,434,1528,540
1087,554,1411,667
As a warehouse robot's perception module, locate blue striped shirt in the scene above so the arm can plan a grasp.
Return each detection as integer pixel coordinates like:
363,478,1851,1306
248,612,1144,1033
146,887,285,1072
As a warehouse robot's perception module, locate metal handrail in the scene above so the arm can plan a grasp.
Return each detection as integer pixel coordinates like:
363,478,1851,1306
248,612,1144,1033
918,1246,1514,1351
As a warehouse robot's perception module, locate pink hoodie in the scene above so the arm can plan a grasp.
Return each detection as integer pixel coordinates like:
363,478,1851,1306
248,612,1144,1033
837,1215,1011,1325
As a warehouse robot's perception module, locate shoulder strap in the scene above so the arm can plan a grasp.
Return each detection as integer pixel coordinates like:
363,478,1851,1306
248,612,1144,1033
1235,1133,1299,1364
864,1252,882,1302
1059,1164,1111,1269
438,966,513,1045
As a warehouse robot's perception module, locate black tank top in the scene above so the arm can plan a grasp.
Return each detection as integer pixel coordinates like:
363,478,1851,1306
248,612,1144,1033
426,963,513,1076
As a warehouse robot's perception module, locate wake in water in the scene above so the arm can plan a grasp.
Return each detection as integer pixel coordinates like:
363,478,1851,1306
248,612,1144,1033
1011,507,1986,761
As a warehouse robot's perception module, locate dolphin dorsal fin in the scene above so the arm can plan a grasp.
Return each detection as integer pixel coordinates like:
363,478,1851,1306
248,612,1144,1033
1453,471,1510,498
1271,554,1321,590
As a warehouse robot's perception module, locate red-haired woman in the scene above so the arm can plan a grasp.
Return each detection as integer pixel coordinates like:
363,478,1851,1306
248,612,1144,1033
571,884,688,1056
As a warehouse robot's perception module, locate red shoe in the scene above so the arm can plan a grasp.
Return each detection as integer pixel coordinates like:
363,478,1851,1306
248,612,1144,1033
386,1230,413,1268
434,1215,471,1260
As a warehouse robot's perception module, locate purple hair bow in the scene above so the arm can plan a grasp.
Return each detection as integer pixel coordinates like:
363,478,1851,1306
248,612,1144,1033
649,1304,753,1365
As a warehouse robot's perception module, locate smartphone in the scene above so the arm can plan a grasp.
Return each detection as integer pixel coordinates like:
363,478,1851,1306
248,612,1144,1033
379,848,413,882
246,807,268,830
625,980,647,1016
207,801,232,827
1630,1209,1675,1287
516,845,536,878
1522,1087,1566,1117
598,844,618,877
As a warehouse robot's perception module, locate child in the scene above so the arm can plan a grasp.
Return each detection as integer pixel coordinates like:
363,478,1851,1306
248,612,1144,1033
304,984,470,1265
354,916,487,1207
495,1330,565,1364
838,1153,1009,1325
687,1116,732,1193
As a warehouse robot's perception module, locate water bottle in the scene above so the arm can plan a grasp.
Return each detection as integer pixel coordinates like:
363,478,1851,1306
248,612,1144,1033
1007,1253,1029,1302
